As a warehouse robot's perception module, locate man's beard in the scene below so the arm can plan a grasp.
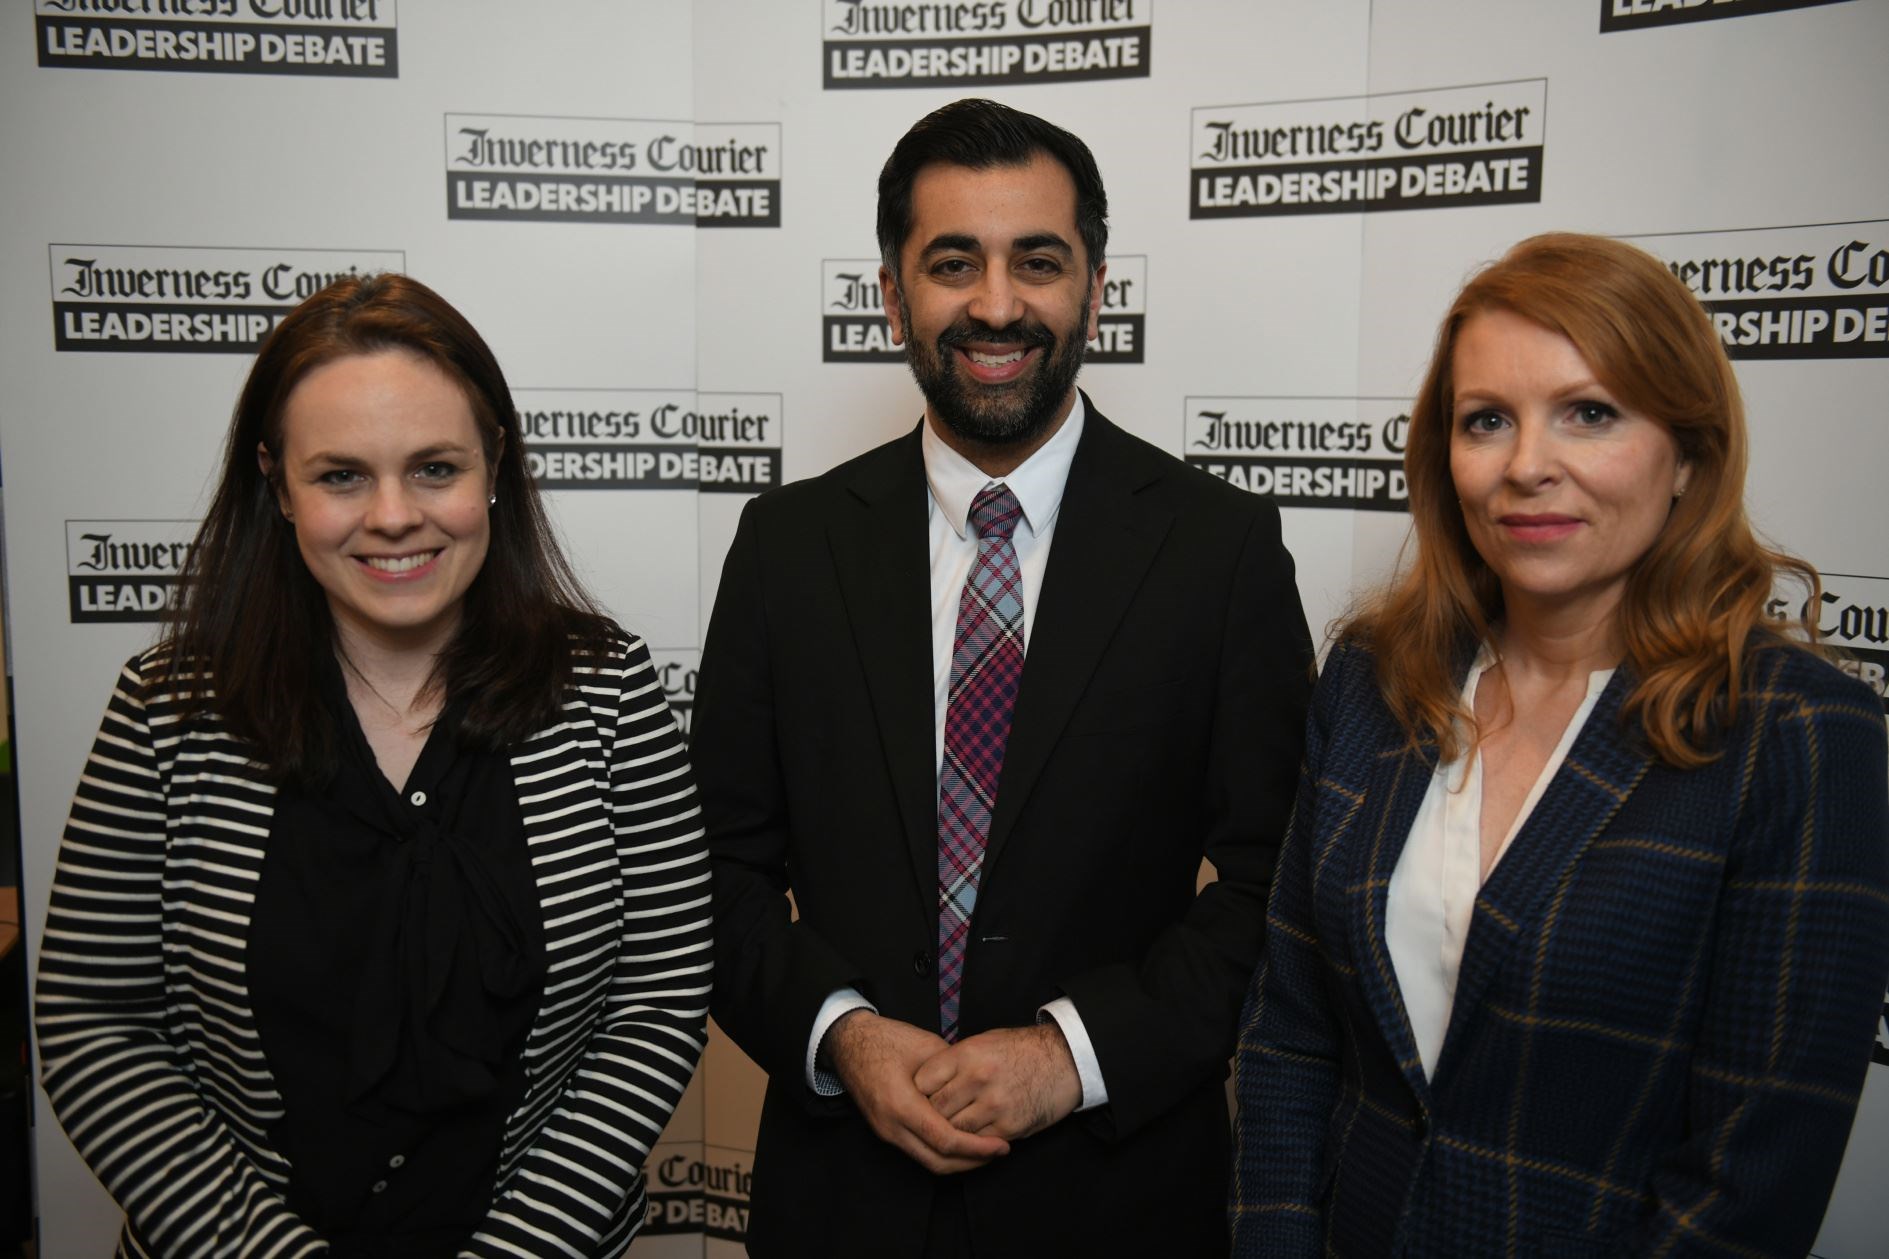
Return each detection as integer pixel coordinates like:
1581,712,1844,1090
897,281,1090,449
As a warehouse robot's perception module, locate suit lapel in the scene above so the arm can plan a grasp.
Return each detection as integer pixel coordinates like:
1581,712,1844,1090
984,407,1171,872
1348,725,1440,1104
826,425,942,915
1435,667,1653,1082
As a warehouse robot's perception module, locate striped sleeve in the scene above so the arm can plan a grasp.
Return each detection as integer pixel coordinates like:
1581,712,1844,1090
34,655,325,1259
464,634,712,1258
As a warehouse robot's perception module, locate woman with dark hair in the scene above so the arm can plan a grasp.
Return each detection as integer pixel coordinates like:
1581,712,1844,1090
1230,234,1887,1258
36,274,710,1258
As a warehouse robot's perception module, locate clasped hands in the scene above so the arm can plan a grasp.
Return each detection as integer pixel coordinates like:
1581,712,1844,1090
826,1010,1083,1175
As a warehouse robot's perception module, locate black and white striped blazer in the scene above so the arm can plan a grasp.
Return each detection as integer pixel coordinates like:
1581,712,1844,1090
36,631,711,1258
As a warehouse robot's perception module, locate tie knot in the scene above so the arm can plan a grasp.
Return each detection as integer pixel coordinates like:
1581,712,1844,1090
969,485,1022,541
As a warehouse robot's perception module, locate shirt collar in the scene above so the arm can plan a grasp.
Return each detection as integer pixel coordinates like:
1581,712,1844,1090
1465,642,1617,698
921,392,1086,540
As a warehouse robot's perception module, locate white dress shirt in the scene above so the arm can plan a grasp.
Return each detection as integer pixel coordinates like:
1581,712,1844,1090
1385,648,1614,1079
807,398,1109,1111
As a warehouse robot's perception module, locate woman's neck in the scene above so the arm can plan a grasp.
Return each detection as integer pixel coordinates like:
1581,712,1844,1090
1493,593,1623,684
332,619,452,725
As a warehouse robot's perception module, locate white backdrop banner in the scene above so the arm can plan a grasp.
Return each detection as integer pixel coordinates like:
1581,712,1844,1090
2,2,1883,1256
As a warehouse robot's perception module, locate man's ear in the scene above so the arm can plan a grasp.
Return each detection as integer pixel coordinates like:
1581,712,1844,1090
879,265,905,346
1085,262,1108,344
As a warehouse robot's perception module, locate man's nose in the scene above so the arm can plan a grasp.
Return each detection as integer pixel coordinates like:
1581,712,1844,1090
966,269,1023,330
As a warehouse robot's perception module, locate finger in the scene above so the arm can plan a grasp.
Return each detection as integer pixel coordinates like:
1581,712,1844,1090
946,1096,1012,1140
866,1106,992,1175
912,1047,960,1096
908,1100,1009,1161
927,1074,979,1121
901,1141,992,1176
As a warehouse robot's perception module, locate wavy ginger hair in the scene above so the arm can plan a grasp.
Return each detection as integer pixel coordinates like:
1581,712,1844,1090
1343,233,1818,768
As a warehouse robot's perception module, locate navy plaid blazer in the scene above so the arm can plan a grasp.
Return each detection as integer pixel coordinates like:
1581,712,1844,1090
1231,639,1889,1259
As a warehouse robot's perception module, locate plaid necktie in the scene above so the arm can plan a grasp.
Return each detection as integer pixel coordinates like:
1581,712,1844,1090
937,484,1025,1042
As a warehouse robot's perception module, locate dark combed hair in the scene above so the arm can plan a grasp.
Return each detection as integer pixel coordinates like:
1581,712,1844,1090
876,97,1108,276
160,272,612,784
1343,233,1821,769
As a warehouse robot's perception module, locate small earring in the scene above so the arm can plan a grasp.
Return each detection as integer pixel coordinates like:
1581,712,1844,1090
488,492,498,507
1673,487,1685,500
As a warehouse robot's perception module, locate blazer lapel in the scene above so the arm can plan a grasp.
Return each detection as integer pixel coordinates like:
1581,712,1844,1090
982,407,1170,872
826,425,942,918
1436,668,1653,1080
1347,727,1441,1104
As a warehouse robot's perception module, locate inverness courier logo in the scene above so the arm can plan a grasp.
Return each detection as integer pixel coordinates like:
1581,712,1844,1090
49,244,404,353
645,1147,750,1240
1191,79,1545,219
822,260,899,362
822,0,1150,89
1088,254,1144,364
652,651,698,742
1600,0,1851,34
446,115,781,227
36,0,397,77
67,520,193,623
1185,398,1409,512
514,390,781,493
1624,221,1889,360
1770,572,1889,714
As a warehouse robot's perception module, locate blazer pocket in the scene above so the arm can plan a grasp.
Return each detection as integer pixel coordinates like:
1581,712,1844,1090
1062,674,1198,737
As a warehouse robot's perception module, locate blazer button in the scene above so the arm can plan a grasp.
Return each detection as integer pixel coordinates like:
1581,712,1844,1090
912,951,932,977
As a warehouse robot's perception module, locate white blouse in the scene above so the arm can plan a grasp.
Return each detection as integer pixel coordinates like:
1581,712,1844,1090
1385,649,1615,1079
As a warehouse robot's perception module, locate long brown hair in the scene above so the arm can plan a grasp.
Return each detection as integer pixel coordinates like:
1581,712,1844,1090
1344,233,1818,768
162,272,611,783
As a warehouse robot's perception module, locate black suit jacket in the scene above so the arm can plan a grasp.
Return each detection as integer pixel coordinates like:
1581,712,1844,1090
695,403,1314,1258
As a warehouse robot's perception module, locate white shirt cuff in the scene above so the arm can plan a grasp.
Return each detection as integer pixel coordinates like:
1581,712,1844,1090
806,987,876,1095
1039,996,1108,1111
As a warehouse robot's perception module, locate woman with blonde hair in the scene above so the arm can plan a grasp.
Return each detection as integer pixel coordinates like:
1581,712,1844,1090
1231,233,1887,1258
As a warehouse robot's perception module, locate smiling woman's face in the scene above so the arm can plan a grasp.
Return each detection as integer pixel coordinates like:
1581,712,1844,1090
265,349,493,657
1448,308,1689,628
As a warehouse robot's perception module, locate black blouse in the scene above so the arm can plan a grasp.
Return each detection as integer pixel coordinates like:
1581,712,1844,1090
248,666,546,1258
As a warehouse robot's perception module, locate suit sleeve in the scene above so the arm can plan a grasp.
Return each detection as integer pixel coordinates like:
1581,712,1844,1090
463,635,712,1258
1227,643,1349,1258
695,499,867,1099
1626,663,1889,1257
34,657,327,1259
1058,499,1316,1140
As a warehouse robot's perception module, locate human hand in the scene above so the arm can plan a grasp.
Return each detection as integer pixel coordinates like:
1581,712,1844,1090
913,1023,1082,1142
826,1011,1011,1174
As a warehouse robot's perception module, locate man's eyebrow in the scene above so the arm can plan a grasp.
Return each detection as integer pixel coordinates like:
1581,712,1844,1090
914,231,1077,260
1012,233,1074,256
917,233,981,259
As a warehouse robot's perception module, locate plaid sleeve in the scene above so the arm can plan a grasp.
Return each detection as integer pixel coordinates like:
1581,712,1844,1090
1229,644,1351,1259
1629,656,1889,1257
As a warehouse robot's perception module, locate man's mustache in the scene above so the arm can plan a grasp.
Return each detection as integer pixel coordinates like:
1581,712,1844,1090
937,319,1055,351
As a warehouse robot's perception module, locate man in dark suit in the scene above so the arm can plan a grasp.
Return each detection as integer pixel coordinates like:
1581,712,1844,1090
694,99,1314,1258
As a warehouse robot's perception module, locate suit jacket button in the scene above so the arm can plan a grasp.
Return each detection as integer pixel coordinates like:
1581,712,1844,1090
912,951,932,977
